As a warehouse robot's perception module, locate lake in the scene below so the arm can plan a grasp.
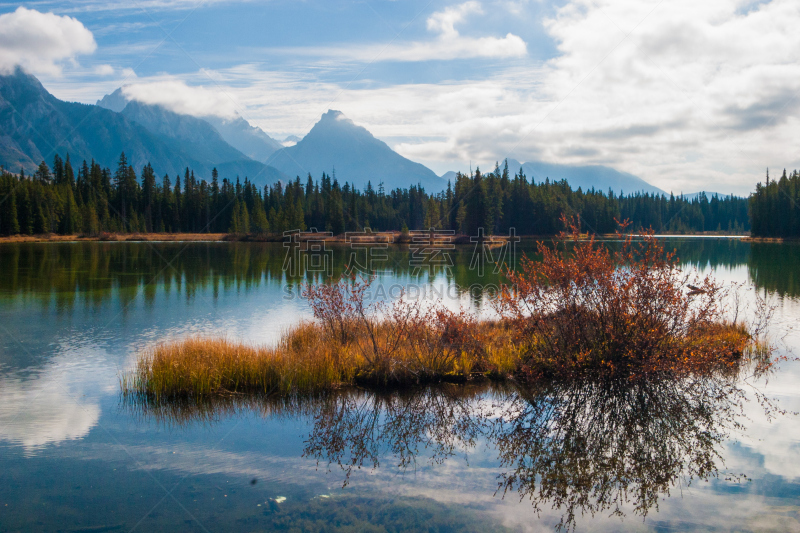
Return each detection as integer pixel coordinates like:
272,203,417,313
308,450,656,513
1,238,799,532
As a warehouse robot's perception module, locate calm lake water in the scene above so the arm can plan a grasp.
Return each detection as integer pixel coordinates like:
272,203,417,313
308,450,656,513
1,239,799,532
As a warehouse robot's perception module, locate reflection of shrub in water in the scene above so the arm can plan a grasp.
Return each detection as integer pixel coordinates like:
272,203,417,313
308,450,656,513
490,376,745,531
125,365,779,532
303,384,493,485
302,373,763,532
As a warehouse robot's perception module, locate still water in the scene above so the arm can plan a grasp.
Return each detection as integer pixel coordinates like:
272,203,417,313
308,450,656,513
0,239,798,532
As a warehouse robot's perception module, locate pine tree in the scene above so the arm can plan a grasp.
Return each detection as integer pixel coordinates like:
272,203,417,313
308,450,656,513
82,203,100,236
35,161,52,184
2,188,20,235
59,185,80,234
142,163,156,232
250,197,269,234
114,152,129,223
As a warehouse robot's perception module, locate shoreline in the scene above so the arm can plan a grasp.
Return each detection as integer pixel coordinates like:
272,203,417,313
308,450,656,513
0,231,754,244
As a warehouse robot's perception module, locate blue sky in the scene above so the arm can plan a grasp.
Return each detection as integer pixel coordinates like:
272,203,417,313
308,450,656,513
1,0,799,194
4,1,556,93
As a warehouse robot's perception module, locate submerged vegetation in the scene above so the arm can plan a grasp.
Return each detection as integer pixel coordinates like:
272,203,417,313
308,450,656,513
122,221,769,401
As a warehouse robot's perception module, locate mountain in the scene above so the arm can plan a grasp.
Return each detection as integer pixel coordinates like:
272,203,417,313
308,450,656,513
0,70,285,186
505,159,665,195
112,100,287,185
199,114,283,161
94,87,129,112
440,171,458,183
118,100,250,164
266,110,447,192
98,88,283,163
681,191,739,200
0,67,203,177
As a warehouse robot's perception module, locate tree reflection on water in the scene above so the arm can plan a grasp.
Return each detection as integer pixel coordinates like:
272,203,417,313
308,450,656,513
488,376,745,529
127,372,760,531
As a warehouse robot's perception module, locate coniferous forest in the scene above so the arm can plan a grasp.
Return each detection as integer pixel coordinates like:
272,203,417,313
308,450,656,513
0,153,750,237
749,169,800,237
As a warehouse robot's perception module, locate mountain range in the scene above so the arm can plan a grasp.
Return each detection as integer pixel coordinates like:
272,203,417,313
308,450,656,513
439,160,665,196
97,88,285,162
266,110,447,191
0,68,286,185
1,67,668,196
505,159,665,196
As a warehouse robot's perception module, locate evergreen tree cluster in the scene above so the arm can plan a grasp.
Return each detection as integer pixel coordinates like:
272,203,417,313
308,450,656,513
0,154,750,237
749,169,800,237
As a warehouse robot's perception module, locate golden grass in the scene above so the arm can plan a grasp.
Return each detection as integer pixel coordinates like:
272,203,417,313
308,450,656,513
122,321,521,400
120,318,758,401
122,323,353,400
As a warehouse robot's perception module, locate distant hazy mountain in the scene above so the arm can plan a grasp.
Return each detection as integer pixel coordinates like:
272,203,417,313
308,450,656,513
506,159,665,195
681,191,741,200
201,114,283,161
267,110,447,192
95,88,285,185
114,100,287,185
440,171,458,183
438,160,663,195
95,87,128,112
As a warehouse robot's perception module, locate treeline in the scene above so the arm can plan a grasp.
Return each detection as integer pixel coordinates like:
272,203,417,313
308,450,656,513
0,153,750,237
749,169,800,237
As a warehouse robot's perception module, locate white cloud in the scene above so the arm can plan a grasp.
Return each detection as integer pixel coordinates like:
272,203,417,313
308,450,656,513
271,1,527,62
519,0,800,193
93,64,115,76
427,1,483,38
0,7,96,75
391,1,528,61
365,0,800,194
121,79,240,118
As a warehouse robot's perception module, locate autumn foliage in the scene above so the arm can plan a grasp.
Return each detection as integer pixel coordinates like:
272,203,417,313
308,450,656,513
496,218,750,381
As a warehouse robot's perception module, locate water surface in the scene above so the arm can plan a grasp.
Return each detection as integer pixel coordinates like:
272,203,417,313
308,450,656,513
1,239,799,532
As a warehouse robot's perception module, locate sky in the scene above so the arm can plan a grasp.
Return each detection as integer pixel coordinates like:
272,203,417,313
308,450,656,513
0,0,798,195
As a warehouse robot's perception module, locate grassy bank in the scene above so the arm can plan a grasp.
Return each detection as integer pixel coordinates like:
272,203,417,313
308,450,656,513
0,231,482,244
0,232,230,243
0,230,746,245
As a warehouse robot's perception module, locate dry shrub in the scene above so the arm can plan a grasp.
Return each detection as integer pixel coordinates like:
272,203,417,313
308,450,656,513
301,275,490,383
496,217,750,380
